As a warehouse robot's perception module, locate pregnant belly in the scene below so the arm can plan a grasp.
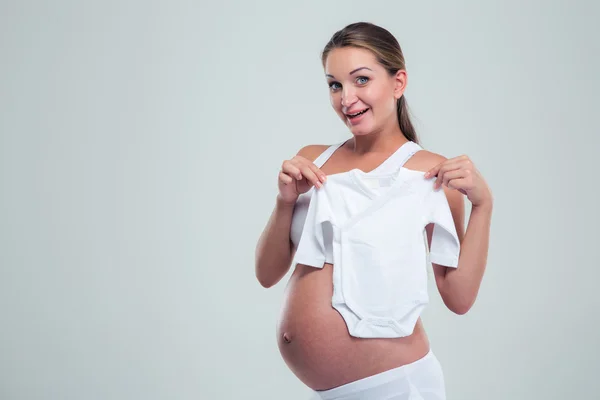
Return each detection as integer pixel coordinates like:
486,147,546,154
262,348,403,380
276,263,431,391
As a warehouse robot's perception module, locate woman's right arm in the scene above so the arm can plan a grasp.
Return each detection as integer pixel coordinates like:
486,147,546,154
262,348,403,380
254,195,297,288
254,145,328,288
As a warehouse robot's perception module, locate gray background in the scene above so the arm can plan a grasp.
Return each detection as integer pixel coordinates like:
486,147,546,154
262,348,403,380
1,0,598,399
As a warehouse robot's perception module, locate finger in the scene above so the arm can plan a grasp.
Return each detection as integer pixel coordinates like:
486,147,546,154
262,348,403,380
425,157,465,179
282,161,303,180
433,161,466,188
291,159,325,187
435,159,465,175
298,164,322,188
446,177,468,194
425,161,444,179
446,178,469,194
279,171,294,185
444,158,475,178
307,162,327,183
290,159,314,181
441,170,466,189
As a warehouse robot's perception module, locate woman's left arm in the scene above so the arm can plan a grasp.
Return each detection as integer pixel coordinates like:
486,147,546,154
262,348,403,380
424,155,494,315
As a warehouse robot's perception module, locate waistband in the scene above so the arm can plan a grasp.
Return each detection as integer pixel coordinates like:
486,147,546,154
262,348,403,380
314,348,436,399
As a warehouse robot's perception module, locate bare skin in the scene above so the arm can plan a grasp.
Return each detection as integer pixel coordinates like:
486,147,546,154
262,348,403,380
273,139,465,390
255,46,492,391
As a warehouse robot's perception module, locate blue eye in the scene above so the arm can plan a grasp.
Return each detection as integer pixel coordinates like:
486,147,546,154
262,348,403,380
357,76,369,84
328,82,341,91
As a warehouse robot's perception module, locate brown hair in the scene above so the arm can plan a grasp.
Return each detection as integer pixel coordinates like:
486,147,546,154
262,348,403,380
321,22,419,144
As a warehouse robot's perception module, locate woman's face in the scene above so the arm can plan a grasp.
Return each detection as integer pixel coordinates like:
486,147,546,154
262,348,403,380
324,47,406,136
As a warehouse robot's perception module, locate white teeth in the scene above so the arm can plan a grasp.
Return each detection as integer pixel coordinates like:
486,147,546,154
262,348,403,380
348,109,368,118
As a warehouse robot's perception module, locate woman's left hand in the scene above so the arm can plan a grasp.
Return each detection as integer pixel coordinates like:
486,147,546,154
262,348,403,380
424,155,493,208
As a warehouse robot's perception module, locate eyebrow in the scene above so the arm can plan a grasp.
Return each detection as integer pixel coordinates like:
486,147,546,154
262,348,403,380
326,66,373,79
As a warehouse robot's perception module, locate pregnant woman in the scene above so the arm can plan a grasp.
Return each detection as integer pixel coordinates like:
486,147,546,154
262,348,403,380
255,22,493,400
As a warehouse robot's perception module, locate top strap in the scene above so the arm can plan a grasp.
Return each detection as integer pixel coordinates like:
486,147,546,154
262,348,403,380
373,140,423,174
312,140,346,168
312,139,422,171
396,141,423,168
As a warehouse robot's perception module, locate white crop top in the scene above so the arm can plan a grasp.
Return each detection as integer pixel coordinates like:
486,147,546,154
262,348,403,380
290,140,422,251
291,164,461,338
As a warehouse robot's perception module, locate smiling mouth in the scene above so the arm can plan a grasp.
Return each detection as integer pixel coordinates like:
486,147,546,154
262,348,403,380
347,108,369,118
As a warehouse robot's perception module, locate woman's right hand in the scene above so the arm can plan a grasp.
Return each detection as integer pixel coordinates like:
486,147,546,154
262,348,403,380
278,156,327,205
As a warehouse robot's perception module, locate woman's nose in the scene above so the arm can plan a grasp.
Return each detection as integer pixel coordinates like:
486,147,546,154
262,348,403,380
341,91,357,108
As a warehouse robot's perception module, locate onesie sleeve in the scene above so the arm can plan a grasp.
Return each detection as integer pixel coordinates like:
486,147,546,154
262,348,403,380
425,186,461,268
291,190,330,269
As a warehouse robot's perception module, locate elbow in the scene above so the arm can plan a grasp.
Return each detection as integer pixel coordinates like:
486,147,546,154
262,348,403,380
450,302,472,315
443,293,475,315
256,265,288,289
257,277,274,289
254,257,282,289
439,277,478,315
254,247,272,288
255,259,275,289
255,269,276,289
254,243,292,289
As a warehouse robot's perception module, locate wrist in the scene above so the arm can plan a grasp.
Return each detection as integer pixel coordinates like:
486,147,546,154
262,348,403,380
472,199,493,213
276,194,297,209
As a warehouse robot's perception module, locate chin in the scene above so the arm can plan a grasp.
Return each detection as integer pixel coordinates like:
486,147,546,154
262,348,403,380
350,130,371,136
348,124,375,136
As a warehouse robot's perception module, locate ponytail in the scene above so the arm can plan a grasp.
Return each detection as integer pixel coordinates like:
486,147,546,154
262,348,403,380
396,96,419,144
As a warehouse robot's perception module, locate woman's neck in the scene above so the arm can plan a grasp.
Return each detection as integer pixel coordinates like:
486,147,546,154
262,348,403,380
350,127,407,155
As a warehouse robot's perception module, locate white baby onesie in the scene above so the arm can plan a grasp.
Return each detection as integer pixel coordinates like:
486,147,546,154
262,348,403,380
292,165,460,339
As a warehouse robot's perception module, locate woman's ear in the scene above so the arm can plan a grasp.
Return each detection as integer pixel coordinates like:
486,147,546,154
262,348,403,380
393,70,408,100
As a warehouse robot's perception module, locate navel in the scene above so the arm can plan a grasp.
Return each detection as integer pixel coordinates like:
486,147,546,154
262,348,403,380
282,332,292,343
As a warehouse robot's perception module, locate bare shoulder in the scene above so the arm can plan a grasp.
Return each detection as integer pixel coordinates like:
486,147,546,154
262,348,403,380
296,144,331,163
404,149,447,172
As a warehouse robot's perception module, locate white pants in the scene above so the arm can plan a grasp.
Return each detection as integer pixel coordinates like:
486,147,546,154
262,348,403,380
311,349,446,400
